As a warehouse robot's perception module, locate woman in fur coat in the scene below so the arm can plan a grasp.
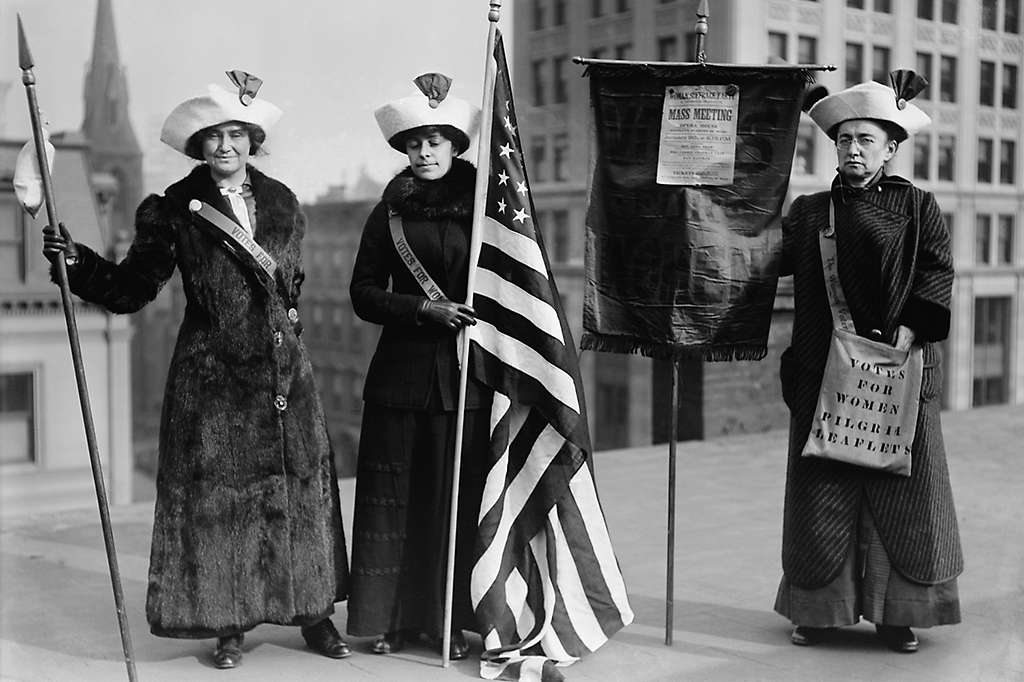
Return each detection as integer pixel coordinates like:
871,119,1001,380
775,75,961,654
347,73,488,660
42,75,349,670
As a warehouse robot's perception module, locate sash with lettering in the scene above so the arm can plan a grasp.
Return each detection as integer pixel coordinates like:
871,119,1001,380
581,62,814,360
800,200,921,476
189,199,277,282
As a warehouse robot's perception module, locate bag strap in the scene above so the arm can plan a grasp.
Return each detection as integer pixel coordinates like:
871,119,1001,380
387,208,446,301
818,199,857,333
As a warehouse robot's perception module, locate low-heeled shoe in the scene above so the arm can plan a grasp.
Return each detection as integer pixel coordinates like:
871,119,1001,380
790,626,834,646
444,630,469,660
875,624,919,653
213,634,244,669
371,631,406,655
301,619,351,659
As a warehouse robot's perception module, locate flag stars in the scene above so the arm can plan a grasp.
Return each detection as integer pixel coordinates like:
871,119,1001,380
499,143,515,159
497,169,509,185
513,208,530,224
497,197,507,214
515,180,528,196
503,115,516,135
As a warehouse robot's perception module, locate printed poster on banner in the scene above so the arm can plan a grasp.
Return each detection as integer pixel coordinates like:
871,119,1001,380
656,84,739,186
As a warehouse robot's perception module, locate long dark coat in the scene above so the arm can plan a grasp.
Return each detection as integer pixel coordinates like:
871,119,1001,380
347,158,491,637
778,174,962,589
63,164,348,638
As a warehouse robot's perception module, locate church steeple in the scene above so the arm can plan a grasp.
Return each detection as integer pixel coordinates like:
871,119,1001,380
82,0,140,154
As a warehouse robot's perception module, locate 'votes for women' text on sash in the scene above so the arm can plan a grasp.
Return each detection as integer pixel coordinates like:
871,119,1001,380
581,62,814,360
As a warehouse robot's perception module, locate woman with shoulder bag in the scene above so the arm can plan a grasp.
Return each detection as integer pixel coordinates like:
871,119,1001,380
774,72,961,653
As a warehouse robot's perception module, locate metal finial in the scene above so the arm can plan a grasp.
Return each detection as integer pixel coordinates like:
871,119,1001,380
694,0,709,65
17,14,35,71
488,0,502,23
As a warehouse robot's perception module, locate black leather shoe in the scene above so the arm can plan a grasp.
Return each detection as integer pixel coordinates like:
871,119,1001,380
213,634,243,669
444,630,469,661
790,626,834,646
875,624,918,653
371,631,405,655
301,618,351,659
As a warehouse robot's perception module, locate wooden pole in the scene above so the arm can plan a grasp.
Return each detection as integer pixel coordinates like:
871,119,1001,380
441,0,502,668
17,15,137,682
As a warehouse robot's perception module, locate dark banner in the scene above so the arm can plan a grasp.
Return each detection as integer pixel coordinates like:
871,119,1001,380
582,63,812,361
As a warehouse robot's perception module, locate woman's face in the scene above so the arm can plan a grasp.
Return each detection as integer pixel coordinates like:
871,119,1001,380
405,129,454,181
201,122,251,181
835,119,897,187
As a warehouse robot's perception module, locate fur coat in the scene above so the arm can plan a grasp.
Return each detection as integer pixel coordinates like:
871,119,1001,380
64,164,348,638
778,174,962,589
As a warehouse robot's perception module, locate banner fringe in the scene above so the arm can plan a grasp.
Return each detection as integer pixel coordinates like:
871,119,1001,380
580,333,768,362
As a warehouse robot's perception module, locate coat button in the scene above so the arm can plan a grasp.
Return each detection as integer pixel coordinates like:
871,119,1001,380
287,308,299,324
273,330,284,346
274,395,287,411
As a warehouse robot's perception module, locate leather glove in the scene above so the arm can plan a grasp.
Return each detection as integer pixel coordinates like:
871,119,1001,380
42,222,80,266
417,299,477,330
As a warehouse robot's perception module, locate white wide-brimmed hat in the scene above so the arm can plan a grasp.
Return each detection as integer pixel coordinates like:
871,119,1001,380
808,70,931,141
374,73,480,153
160,71,282,157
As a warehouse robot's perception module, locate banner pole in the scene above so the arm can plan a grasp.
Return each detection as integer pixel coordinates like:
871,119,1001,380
442,0,502,668
665,359,679,646
17,15,137,682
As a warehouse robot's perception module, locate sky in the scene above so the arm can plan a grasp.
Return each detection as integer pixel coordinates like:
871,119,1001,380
0,0,515,202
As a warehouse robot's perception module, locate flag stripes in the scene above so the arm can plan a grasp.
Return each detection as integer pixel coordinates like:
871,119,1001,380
468,27,632,682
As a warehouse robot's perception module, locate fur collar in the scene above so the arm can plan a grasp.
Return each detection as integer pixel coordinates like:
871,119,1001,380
382,157,476,221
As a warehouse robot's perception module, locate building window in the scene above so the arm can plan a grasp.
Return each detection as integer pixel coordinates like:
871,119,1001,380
999,139,1016,184
552,56,568,103
1007,0,1021,33
916,52,933,100
531,59,546,106
1003,64,1019,108
917,0,934,20
980,61,996,106
797,35,817,64
591,0,603,18
794,124,816,175
594,353,630,450
997,214,1015,264
875,0,892,12
614,43,633,60
847,0,865,8
978,137,994,182
940,0,958,23
552,133,569,181
940,55,957,102
684,32,697,60
532,0,545,30
976,214,993,264
972,297,1010,406
0,372,35,464
530,138,547,183
549,209,570,263
658,35,679,62
1,193,28,284
845,42,864,87
616,0,631,12
872,46,891,84
769,32,788,62
914,135,931,180
982,0,998,29
553,0,566,26
937,134,956,180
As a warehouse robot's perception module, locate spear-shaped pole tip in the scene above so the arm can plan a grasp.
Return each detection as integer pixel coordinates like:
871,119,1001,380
697,0,709,17
18,14,35,70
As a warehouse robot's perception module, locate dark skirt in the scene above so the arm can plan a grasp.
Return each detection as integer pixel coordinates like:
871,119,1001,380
346,401,491,638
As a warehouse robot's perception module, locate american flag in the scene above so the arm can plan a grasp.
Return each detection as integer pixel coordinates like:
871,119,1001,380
466,29,634,681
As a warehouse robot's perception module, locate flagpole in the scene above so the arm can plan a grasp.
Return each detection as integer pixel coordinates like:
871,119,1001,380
16,15,137,682
442,0,502,668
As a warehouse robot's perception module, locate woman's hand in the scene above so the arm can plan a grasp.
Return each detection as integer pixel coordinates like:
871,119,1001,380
418,299,477,330
894,325,916,352
42,222,80,265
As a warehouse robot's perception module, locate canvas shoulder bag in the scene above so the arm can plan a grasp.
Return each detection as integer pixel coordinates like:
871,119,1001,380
800,200,923,477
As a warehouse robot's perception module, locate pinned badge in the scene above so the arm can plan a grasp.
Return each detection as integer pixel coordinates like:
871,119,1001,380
226,69,263,106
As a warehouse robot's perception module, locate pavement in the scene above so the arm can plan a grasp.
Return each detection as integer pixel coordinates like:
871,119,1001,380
1,404,1022,682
